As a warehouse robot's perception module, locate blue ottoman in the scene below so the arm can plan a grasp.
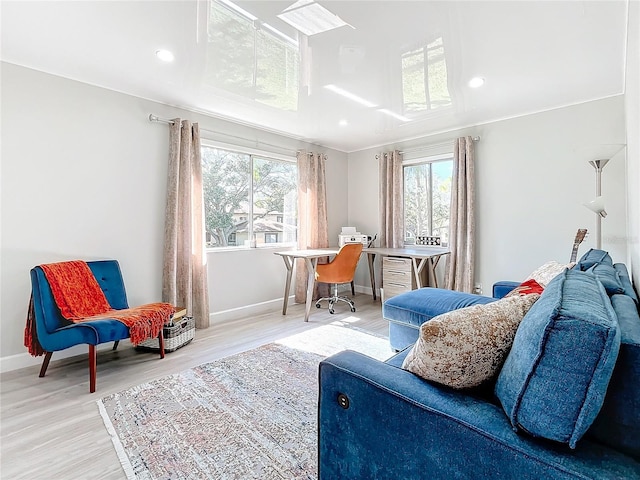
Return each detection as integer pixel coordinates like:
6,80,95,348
383,287,497,351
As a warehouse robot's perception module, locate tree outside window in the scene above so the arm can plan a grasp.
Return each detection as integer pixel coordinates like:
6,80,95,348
202,145,297,248
404,158,453,246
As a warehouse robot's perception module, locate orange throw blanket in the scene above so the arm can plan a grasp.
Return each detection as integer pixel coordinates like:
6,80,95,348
26,261,174,354
25,296,44,356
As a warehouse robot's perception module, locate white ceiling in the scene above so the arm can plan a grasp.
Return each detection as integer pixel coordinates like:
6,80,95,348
1,1,629,152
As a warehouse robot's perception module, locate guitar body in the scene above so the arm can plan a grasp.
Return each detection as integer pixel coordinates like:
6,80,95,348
570,229,588,263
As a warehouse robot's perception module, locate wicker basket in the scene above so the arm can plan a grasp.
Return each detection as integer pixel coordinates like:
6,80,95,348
136,316,195,353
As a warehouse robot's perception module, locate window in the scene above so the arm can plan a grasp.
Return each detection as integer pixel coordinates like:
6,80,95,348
206,0,300,111
264,233,279,243
401,37,452,114
202,145,297,248
403,156,453,247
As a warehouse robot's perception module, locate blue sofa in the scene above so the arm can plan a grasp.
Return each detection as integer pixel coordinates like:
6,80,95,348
318,250,640,479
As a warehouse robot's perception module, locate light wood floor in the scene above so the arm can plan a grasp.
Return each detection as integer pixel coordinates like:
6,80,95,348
0,296,388,480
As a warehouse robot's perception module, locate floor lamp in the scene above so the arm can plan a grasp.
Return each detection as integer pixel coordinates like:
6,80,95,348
584,159,609,249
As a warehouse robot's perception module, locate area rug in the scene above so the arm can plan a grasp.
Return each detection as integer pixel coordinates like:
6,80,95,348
98,324,392,479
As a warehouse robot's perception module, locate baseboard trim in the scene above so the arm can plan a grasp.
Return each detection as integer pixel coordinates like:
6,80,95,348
0,341,127,374
209,297,292,323
208,284,375,323
354,284,377,297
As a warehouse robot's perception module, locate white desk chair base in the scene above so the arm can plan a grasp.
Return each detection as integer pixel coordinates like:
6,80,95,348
315,284,356,314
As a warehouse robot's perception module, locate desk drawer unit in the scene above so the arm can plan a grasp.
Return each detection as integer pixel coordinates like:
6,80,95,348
382,257,417,300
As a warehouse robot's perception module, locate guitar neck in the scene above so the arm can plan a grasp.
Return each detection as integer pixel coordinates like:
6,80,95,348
570,229,588,263
570,244,580,263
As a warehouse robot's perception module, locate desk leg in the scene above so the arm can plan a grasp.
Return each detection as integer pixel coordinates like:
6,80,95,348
304,257,318,322
430,255,443,288
367,253,377,301
412,258,430,289
413,255,444,288
280,255,294,315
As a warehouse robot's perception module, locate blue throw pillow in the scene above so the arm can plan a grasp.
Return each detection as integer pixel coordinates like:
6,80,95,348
586,264,625,295
577,248,613,271
614,263,639,304
588,294,640,459
495,269,620,448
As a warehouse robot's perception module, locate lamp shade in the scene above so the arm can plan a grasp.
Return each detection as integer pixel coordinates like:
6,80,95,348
583,196,607,218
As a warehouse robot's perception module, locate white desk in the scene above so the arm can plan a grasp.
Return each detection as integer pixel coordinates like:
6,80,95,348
274,248,339,322
275,246,449,321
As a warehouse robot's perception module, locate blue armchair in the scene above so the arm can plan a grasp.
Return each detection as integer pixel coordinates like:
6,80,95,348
29,260,164,393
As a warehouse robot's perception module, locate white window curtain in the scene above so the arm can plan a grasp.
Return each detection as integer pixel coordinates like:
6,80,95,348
445,136,476,292
162,119,210,329
295,151,329,303
379,150,404,248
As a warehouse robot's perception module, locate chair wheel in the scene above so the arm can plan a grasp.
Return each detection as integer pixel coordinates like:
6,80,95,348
316,304,321,308
329,309,335,314
350,307,356,312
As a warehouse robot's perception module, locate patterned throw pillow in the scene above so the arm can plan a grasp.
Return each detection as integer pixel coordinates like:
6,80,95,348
505,278,545,298
524,260,574,287
402,294,540,389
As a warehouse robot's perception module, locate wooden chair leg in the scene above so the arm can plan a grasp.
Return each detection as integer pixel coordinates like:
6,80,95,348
39,351,53,378
112,340,120,351
89,345,97,393
158,331,165,359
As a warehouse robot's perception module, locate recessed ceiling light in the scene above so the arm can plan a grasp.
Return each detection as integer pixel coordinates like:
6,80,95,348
468,76,485,88
338,119,348,126
156,49,175,62
324,84,377,108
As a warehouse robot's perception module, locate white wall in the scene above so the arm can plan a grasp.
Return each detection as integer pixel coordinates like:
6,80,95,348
348,96,627,295
0,63,348,370
625,0,640,284
1,61,631,372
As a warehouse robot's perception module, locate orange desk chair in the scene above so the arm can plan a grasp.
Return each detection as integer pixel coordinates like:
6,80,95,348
314,243,363,314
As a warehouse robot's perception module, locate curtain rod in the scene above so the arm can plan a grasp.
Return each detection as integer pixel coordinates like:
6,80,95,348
149,114,176,125
148,114,297,156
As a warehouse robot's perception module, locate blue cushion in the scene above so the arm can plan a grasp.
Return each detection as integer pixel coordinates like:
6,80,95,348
383,288,496,328
588,293,640,459
388,322,423,352
615,263,639,304
577,248,613,271
43,320,130,350
586,264,625,295
495,270,621,448
493,281,521,299
88,260,129,309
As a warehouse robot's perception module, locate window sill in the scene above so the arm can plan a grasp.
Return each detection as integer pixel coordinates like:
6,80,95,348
206,244,296,253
